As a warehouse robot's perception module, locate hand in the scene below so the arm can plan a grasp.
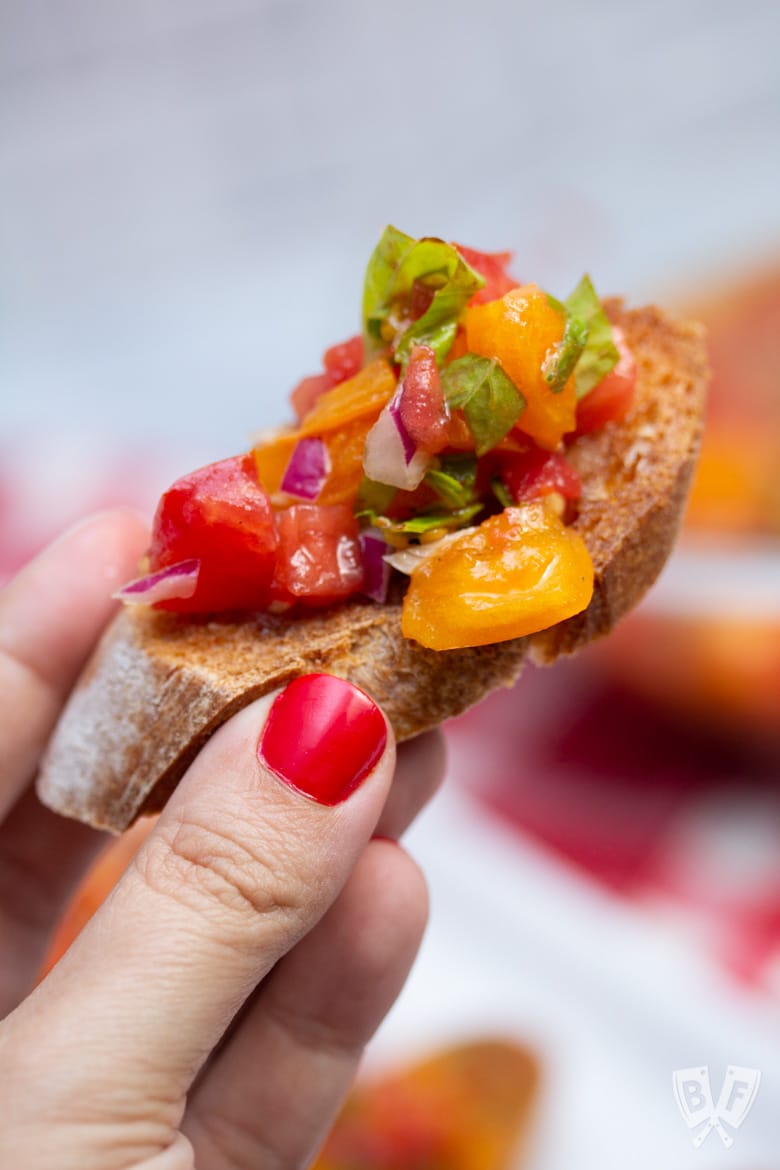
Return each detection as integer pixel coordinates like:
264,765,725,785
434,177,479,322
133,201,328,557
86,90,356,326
0,511,444,1169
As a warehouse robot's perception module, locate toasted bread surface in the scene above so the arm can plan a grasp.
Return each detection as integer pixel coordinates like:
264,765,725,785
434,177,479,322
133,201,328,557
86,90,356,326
37,303,707,832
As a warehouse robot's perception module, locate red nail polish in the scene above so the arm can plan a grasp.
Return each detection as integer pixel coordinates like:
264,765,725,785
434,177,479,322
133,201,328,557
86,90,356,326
258,674,387,805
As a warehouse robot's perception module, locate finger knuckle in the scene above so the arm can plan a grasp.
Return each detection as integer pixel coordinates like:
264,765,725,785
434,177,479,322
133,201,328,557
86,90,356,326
133,811,304,938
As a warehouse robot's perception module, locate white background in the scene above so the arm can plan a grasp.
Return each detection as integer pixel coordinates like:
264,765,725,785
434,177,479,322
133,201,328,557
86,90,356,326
2,0,780,464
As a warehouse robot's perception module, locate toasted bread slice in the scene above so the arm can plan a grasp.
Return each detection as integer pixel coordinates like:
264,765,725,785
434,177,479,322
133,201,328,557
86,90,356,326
37,302,707,832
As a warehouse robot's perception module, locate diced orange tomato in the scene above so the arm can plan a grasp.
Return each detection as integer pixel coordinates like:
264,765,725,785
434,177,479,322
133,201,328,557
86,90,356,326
253,431,299,495
466,285,577,450
300,359,397,435
254,418,373,505
318,418,375,505
401,505,593,650
254,359,396,498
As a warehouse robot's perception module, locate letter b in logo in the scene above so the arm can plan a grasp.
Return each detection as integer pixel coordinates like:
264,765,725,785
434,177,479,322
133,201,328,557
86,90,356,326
682,1077,707,1114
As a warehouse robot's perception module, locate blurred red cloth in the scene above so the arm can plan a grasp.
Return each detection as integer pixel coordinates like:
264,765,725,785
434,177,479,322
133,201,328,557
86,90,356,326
448,656,780,992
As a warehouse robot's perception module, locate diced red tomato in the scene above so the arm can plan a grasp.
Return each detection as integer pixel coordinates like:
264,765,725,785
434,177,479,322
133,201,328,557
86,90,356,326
500,444,582,504
274,503,364,604
573,326,637,436
409,279,436,321
291,373,332,422
291,335,364,421
398,345,450,453
454,244,519,305
148,454,278,613
323,334,364,381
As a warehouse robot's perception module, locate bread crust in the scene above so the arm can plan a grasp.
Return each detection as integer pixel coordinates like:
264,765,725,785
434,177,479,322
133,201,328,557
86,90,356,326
37,302,707,832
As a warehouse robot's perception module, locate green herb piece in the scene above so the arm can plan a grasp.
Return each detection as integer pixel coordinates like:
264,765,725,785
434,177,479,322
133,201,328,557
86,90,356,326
564,275,619,399
543,295,589,393
362,226,416,359
354,476,396,518
361,226,484,364
441,355,525,455
424,453,478,508
491,476,514,509
380,503,482,536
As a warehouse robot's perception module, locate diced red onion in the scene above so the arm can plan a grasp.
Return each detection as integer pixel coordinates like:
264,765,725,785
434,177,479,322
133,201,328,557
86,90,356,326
363,391,430,490
388,390,417,464
359,528,391,603
114,559,200,605
281,436,331,499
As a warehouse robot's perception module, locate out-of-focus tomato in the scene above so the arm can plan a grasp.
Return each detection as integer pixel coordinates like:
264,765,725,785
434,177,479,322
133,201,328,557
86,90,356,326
323,334,364,380
401,504,593,650
573,325,636,436
466,286,577,450
455,244,519,305
398,345,450,453
274,503,364,603
314,1041,538,1170
291,335,364,421
148,454,278,613
291,373,332,422
500,444,581,504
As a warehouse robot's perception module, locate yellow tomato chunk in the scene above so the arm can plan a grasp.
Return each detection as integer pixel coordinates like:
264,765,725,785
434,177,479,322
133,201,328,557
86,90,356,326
401,505,593,650
253,431,298,494
300,358,396,435
465,285,577,450
253,360,395,498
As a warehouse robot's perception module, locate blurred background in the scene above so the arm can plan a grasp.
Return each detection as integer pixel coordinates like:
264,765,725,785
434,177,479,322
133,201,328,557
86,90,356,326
2,2,780,1167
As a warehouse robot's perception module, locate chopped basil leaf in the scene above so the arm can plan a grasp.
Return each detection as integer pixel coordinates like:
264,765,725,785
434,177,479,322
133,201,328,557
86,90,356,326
491,476,514,509
424,453,478,508
394,247,484,366
543,295,589,393
441,355,525,456
380,504,482,535
362,227,484,365
362,226,416,359
564,275,619,399
355,476,396,517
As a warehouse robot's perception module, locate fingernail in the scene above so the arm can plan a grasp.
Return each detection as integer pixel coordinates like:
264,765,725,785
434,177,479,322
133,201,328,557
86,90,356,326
258,674,387,805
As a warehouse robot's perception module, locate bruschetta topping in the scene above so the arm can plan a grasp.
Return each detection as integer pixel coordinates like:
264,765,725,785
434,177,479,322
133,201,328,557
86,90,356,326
125,227,638,649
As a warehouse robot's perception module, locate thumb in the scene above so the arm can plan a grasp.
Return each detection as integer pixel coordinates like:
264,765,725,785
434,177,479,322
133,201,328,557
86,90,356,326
9,674,393,1106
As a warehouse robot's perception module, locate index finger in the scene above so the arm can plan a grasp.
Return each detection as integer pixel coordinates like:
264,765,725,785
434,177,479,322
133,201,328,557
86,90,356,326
0,510,148,817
